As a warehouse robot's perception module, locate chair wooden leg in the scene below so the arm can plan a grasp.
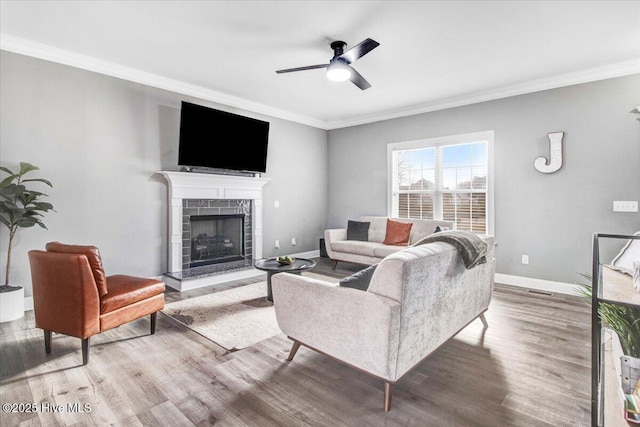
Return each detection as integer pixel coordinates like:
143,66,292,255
332,260,338,270
286,340,301,362
479,313,489,328
81,338,90,365
384,382,394,412
44,330,52,354
150,312,157,334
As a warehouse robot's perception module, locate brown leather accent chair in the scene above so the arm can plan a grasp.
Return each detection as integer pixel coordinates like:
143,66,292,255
28,242,165,365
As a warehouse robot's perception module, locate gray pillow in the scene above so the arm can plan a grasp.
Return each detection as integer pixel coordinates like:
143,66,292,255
339,264,378,291
347,220,370,241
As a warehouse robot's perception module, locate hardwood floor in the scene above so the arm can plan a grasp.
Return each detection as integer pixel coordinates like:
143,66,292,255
0,257,592,426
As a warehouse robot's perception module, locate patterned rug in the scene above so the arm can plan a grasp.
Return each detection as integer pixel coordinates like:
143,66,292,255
162,272,336,351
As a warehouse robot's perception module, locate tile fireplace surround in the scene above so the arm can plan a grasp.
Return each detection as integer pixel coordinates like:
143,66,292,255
158,171,270,291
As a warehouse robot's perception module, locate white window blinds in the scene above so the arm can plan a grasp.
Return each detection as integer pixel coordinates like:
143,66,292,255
390,134,492,233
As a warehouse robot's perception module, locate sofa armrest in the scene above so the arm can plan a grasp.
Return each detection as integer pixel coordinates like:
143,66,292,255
323,228,347,259
272,272,401,381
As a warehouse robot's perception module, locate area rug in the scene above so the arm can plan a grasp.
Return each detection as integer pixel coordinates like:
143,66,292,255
162,272,337,351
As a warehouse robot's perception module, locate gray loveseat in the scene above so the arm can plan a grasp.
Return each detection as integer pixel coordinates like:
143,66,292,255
324,216,454,268
272,233,495,411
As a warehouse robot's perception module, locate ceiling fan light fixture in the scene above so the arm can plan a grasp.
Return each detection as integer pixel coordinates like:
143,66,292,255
326,60,351,82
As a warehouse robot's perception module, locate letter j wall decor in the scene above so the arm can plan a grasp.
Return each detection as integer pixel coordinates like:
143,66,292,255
534,131,564,174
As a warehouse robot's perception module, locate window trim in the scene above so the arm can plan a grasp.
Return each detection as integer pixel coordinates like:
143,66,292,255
387,130,495,234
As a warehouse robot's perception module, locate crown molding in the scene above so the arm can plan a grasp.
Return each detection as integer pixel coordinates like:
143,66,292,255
2,33,638,132
325,58,640,130
0,34,328,130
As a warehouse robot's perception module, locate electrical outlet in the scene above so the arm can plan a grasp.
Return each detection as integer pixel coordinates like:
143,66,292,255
613,201,638,212
274,201,280,208
275,240,280,249
522,254,529,265
291,237,296,246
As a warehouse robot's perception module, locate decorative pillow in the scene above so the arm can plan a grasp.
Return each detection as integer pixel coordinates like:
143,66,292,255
346,220,370,241
339,264,378,291
608,231,640,276
382,218,413,246
45,242,109,296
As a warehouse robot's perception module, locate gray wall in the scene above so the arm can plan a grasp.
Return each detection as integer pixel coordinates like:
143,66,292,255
0,51,328,297
327,74,640,284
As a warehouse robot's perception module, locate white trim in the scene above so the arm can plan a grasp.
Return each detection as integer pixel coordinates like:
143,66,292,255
327,59,640,129
495,273,580,296
163,268,265,292
0,34,327,130
161,249,320,292
157,171,270,276
2,33,638,131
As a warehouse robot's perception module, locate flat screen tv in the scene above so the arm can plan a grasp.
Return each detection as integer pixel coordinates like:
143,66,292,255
178,101,270,173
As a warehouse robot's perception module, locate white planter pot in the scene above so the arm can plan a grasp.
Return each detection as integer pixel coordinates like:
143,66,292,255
0,286,25,323
611,329,640,394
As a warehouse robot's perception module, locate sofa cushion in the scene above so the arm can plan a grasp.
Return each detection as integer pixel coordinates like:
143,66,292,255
331,240,379,257
346,220,370,241
608,231,640,276
101,275,165,314
360,216,389,243
383,219,413,246
339,264,378,291
46,242,109,297
374,244,405,259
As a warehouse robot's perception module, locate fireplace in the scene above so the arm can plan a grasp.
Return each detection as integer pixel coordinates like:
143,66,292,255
189,215,244,267
158,171,270,291
181,199,253,271
189,214,245,267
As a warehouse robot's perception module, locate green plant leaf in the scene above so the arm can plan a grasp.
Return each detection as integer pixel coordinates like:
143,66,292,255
22,178,53,187
17,217,38,227
0,166,15,176
30,202,54,211
19,162,39,175
0,175,17,189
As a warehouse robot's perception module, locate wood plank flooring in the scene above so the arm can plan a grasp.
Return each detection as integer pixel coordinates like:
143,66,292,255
0,257,593,426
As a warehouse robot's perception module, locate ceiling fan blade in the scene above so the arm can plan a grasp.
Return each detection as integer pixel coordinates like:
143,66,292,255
339,38,380,64
349,67,372,90
276,64,328,74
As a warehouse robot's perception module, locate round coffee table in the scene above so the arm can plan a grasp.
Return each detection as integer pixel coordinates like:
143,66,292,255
254,257,316,302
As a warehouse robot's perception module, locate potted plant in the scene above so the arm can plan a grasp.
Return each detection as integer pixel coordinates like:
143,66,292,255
578,274,640,409
0,162,54,322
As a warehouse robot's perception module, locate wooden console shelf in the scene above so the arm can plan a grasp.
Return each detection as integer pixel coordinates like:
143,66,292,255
592,233,640,426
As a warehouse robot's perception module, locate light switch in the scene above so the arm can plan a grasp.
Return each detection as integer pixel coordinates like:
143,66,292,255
274,200,280,208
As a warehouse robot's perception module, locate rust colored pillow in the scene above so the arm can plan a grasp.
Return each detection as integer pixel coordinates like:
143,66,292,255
45,242,108,297
382,219,413,246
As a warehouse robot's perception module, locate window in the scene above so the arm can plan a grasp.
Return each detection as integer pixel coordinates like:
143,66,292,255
387,131,494,234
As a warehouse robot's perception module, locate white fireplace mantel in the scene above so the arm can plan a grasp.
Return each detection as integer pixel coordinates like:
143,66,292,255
158,171,270,276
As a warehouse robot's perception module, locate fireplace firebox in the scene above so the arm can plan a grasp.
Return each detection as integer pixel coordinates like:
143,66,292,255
189,214,245,268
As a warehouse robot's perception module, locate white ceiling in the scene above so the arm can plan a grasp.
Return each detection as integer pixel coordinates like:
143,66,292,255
1,1,639,129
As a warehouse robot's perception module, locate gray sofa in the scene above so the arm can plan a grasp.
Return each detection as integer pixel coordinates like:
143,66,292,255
324,216,454,267
272,234,495,411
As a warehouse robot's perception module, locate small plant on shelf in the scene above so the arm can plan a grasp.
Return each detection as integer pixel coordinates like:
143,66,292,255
0,162,54,292
577,273,640,357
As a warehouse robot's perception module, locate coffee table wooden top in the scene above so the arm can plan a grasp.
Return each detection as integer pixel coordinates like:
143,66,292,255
254,257,316,273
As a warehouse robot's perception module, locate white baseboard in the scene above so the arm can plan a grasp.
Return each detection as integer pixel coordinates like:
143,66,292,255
290,249,320,259
495,273,580,296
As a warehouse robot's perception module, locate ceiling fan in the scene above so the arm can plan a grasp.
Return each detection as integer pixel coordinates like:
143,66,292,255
276,38,380,90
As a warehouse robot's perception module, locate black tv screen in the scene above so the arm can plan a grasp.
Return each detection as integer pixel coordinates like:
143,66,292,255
178,101,270,173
